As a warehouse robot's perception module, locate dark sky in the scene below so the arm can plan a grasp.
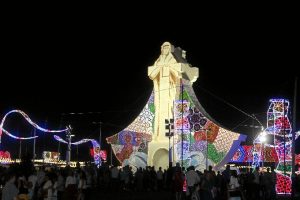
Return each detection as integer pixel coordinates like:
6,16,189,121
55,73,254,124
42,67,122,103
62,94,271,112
0,10,299,162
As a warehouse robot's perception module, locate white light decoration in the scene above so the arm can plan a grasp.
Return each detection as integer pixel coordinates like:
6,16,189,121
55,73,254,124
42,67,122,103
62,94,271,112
53,135,101,166
259,132,267,143
0,110,67,142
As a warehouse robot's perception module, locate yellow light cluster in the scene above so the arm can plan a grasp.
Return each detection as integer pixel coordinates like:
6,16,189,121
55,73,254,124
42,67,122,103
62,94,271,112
0,158,85,168
0,158,13,164
33,159,85,167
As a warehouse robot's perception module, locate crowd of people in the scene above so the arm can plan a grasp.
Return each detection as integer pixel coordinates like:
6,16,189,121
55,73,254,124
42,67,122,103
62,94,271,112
0,161,97,200
0,159,300,200
97,164,300,200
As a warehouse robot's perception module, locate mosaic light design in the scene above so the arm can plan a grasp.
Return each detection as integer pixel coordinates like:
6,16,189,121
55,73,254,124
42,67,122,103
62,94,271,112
53,135,101,166
106,80,246,171
0,110,67,142
106,92,154,169
172,80,246,170
231,145,280,163
231,145,253,162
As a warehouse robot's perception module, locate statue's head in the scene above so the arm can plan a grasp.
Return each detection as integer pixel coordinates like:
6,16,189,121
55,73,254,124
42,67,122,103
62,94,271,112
161,42,174,55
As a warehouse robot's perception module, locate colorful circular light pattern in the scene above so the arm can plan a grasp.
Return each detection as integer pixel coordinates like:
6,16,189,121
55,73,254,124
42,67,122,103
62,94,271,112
173,81,245,171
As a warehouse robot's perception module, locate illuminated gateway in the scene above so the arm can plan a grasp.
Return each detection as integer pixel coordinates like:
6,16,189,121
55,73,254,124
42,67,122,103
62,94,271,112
106,42,246,170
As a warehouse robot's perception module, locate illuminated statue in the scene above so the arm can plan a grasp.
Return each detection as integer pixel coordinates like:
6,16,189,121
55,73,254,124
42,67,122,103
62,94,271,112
147,42,198,168
107,42,246,171
148,42,198,141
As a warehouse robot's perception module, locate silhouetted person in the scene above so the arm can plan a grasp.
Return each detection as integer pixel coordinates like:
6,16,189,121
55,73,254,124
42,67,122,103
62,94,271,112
270,166,277,199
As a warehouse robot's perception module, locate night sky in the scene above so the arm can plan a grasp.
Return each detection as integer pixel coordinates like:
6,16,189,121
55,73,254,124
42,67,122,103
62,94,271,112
1,11,299,163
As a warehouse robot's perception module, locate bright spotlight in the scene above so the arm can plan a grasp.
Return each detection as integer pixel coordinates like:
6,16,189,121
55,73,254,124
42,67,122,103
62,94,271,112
259,132,267,143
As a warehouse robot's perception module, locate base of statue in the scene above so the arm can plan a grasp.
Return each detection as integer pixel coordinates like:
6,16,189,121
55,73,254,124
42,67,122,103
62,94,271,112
147,139,170,170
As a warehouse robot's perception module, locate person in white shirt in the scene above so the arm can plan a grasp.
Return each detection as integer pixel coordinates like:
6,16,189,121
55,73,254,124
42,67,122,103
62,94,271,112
229,171,240,190
185,166,200,197
229,170,242,199
56,171,64,200
1,173,19,200
77,172,87,200
42,173,57,200
37,167,46,187
28,171,38,200
64,171,77,199
65,171,76,188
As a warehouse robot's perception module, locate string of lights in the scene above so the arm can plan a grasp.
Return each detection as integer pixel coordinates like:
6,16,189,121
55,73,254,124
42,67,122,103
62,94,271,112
0,110,68,142
53,135,101,166
195,85,264,126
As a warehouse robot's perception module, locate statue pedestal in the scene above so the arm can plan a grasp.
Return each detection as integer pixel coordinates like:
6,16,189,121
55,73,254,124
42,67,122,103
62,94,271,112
147,139,170,170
